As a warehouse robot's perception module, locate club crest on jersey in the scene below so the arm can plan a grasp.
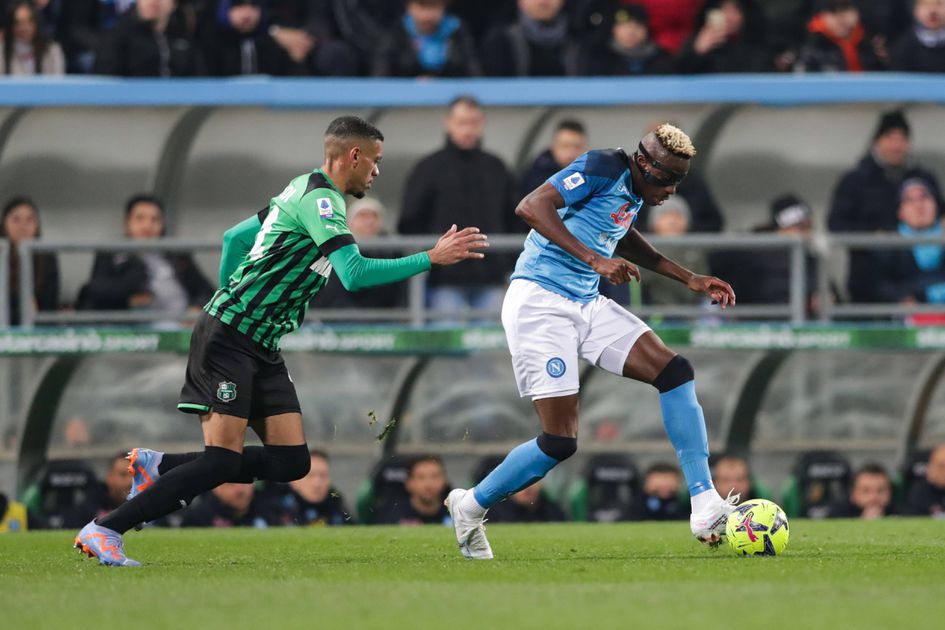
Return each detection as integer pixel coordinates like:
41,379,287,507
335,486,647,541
546,357,566,378
611,202,637,228
317,197,333,218
217,381,237,402
562,172,585,191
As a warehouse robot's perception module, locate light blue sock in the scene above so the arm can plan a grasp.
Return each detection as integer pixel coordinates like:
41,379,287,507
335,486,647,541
473,438,558,508
659,380,713,497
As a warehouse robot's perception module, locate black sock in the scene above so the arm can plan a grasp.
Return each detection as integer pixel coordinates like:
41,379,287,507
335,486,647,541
230,445,310,483
157,452,200,475
98,446,242,534
155,446,309,484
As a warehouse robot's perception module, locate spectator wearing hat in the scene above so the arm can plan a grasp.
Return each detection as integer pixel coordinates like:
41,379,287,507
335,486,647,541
577,5,674,76
828,110,943,303
519,119,589,199
372,0,481,78
308,197,407,314
891,0,945,73
716,193,821,316
902,443,945,517
677,0,771,74
795,0,885,72
203,0,298,76
640,196,709,312
868,178,945,308
828,463,895,519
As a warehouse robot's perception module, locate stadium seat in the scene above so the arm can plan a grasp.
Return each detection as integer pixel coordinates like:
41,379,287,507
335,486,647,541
780,451,852,519
356,454,414,525
568,454,639,522
20,459,107,529
895,449,931,505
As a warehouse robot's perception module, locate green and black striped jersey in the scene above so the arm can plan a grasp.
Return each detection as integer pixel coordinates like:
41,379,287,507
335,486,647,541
206,169,354,349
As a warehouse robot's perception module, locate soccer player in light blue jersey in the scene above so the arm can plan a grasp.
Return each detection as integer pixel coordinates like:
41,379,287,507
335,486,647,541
445,124,738,559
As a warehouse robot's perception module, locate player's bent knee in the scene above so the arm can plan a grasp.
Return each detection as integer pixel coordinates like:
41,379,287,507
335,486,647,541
265,444,311,482
652,354,694,393
537,432,578,461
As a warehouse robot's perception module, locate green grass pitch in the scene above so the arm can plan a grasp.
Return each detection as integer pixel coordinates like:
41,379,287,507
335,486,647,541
2,519,944,629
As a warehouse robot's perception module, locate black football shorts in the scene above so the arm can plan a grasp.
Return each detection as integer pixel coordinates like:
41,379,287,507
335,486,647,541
177,312,301,420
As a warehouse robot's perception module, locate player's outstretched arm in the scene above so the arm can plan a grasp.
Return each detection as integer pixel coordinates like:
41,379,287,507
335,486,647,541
327,226,488,292
517,183,639,285
616,228,735,307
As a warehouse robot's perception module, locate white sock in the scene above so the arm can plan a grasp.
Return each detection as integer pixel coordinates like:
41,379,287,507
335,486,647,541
458,489,487,519
690,488,721,514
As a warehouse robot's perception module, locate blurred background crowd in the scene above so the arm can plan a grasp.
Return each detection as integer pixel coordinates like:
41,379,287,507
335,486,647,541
0,0,943,78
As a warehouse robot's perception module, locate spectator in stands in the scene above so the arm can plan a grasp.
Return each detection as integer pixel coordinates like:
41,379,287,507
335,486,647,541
487,480,565,523
0,1,65,75
376,455,451,525
269,450,351,526
720,194,821,316
902,443,945,517
828,463,894,519
203,0,296,76
266,0,359,75
870,179,945,308
181,483,273,527
35,453,129,529
372,0,481,77
77,193,213,314
519,119,589,199
398,96,520,317
481,0,580,76
101,451,134,517
677,0,770,74
891,0,945,73
621,0,703,56
0,492,29,532
95,0,202,76
828,110,943,303
711,454,762,502
451,0,517,43
640,196,708,311
309,197,406,313
577,5,674,76
1,197,59,327
794,0,885,73
628,463,686,521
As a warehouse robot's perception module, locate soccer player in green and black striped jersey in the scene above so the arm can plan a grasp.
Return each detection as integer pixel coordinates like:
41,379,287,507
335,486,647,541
75,116,488,565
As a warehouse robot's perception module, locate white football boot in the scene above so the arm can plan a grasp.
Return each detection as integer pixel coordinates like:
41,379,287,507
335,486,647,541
444,489,494,560
690,489,741,546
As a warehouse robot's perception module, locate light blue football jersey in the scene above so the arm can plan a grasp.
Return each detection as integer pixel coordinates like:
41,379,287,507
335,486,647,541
510,149,643,303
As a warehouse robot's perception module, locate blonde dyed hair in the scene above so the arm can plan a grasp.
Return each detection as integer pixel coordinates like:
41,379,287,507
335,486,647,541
654,124,696,158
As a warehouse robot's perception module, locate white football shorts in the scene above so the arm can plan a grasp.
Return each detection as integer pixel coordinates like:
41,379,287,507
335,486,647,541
501,278,651,400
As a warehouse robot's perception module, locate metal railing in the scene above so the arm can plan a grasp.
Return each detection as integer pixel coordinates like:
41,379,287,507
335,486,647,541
10,232,945,328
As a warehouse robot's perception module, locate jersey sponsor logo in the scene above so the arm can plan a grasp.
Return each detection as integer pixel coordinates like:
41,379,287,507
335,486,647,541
546,357,566,378
310,257,333,278
562,172,585,191
610,202,637,228
216,381,237,402
317,197,333,218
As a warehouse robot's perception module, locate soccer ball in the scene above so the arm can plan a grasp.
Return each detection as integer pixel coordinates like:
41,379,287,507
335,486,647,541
725,499,790,556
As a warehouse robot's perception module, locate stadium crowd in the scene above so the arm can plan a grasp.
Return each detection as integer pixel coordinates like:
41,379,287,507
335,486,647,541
0,0,943,78
4,442,945,531
3,103,943,324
